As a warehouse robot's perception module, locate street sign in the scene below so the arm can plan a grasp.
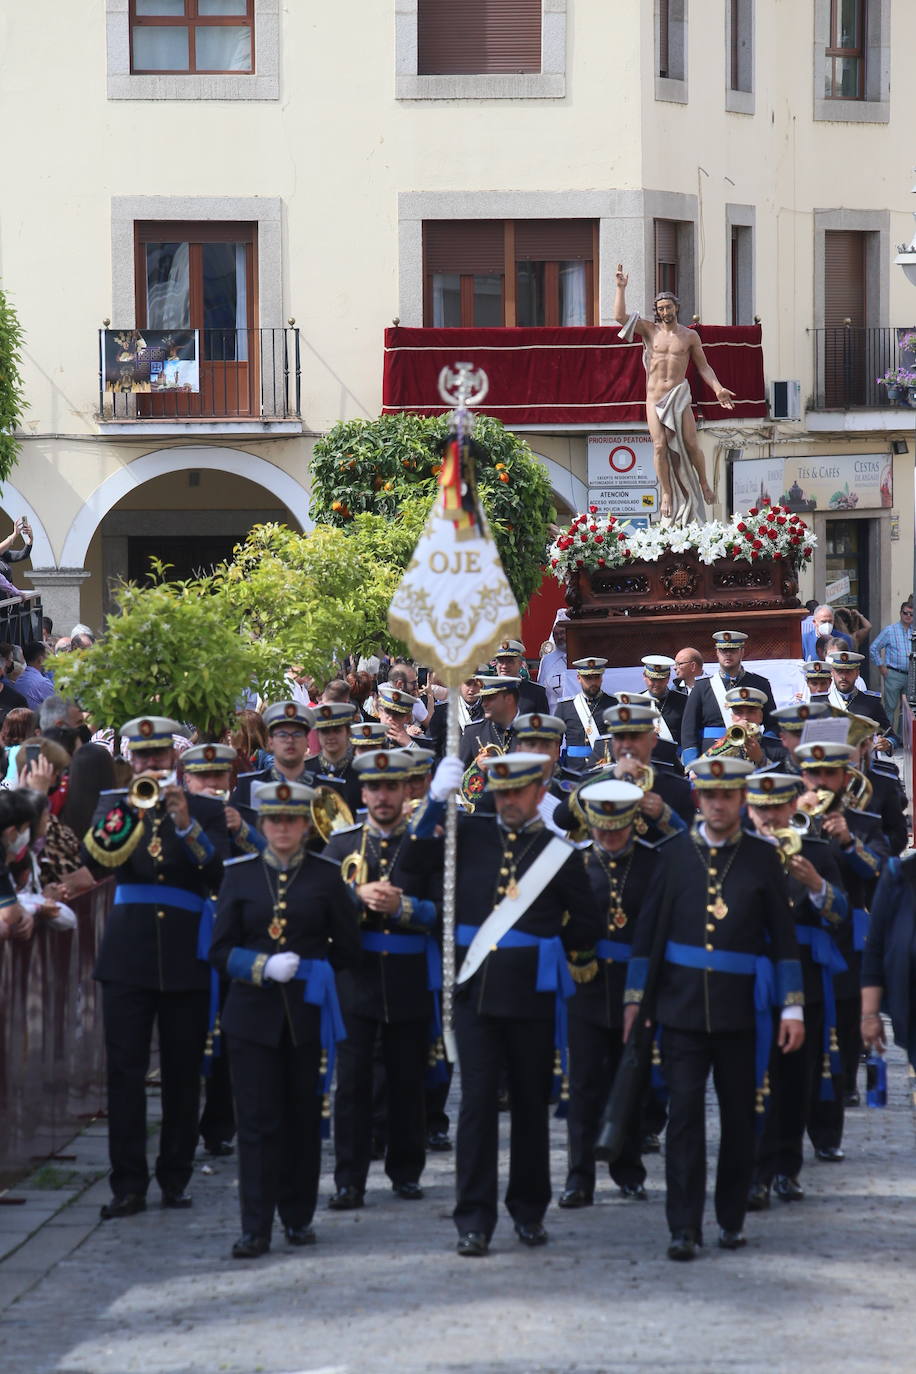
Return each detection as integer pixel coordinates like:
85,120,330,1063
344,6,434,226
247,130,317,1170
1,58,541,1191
587,433,655,487
588,486,658,516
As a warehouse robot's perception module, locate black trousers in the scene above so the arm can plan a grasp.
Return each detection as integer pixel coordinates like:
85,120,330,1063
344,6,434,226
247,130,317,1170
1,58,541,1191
565,1015,645,1194
228,1031,322,1238
755,1004,823,1184
101,981,209,1198
199,982,236,1149
453,999,554,1238
333,1011,428,1192
662,1026,756,1238
808,994,858,1151
427,1062,454,1136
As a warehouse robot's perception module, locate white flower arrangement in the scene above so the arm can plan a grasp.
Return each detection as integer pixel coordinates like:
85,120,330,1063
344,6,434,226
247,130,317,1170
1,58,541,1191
549,504,816,582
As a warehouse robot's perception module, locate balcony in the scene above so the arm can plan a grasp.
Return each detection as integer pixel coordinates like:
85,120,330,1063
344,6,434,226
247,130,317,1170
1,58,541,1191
382,325,768,428
810,327,916,430
97,327,301,436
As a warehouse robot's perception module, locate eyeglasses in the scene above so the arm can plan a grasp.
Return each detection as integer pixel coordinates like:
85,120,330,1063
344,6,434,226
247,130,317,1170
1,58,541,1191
902,609,913,617
271,729,306,741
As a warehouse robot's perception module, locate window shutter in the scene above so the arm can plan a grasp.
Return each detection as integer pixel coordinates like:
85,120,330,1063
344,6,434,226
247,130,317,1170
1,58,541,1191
418,0,541,76
514,220,594,261
824,230,865,326
424,221,506,275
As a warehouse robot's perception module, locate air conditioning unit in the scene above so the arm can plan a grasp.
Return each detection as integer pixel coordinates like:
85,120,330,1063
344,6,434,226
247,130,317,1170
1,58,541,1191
770,379,801,421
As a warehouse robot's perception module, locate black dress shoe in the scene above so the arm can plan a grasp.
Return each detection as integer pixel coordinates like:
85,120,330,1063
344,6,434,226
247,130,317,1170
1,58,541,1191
773,1174,805,1202
667,1230,700,1261
514,1221,548,1247
558,1187,593,1209
203,1140,235,1157
99,1193,146,1220
814,1146,845,1162
618,1183,648,1201
641,1133,662,1154
844,1091,860,1108
427,1131,453,1153
161,1190,193,1209
392,1181,424,1200
327,1186,364,1211
232,1233,270,1259
746,1182,770,1212
456,1231,489,1257
718,1229,747,1250
285,1225,317,1246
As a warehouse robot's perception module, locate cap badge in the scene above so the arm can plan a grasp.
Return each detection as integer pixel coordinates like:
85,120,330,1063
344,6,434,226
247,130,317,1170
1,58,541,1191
602,800,614,814
710,759,724,777
761,776,774,793
618,706,631,723
799,705,810,719
204,746,216,762
320,705,333,719
812,745,825,761
284,703,297,718
375,753,389,770
739,687,750,700
139,719,154,737
495,762,509,778
530,715,542,729
276,783,291,802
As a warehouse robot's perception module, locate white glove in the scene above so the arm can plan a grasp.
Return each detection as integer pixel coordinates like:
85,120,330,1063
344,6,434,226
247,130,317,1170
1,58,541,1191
430,755,465,801
264,952,300,983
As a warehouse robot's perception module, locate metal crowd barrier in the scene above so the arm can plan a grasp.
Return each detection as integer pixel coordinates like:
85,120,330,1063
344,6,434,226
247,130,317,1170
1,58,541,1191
0,879,113,1188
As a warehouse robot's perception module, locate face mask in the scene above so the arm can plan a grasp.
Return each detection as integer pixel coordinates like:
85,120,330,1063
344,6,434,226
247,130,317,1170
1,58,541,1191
816,622,833,636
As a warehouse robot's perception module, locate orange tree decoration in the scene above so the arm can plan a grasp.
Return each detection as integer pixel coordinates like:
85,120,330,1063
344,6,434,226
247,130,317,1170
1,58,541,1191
310,412,554,608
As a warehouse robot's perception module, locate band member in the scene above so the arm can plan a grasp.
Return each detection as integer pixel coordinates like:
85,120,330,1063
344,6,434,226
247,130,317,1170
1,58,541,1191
605,692,683,772
555,657,615,769
351,721,389,754
322,750,439,1209
624,755,803,1260
810,650,893,745
602,703,695,828
304,701,361,809
681,630,777,764
561,779,669,1209
458,676,520,765
230,702,315,815
640,655,686,747
209,781,360,1257
743,771,848,1209
86,717,229,1219
428,676,484,760
801,661,833,699
768,702,832,776
707,686,786,767
493,638,549,715
406,752,602,1256
794,740,888,1151
181,741,254,1159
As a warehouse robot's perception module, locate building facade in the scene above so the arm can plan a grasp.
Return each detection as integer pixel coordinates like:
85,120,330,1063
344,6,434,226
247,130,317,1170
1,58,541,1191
0,0,913,639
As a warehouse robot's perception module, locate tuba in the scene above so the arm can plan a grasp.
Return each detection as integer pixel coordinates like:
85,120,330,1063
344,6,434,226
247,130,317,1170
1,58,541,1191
310,785,355,843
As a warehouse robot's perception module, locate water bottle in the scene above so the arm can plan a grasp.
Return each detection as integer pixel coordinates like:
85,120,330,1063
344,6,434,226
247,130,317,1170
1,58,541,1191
865,1052,887,1108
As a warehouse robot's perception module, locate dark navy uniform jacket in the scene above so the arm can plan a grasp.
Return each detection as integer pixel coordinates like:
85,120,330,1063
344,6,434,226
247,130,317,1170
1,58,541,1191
681,671,777,756
555,691,616,766
88,792,229,991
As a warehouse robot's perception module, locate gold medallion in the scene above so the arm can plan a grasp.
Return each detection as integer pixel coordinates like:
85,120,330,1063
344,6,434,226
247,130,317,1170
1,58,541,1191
147,837,162,860
268,919,284,940
712,896,728,921
613,910,628,929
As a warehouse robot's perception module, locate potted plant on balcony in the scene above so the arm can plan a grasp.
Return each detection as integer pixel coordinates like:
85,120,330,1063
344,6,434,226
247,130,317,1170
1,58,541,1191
877,367,906,404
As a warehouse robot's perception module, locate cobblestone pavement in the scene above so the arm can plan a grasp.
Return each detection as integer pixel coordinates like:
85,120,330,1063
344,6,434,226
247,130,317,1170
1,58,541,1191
2,1040,915,1374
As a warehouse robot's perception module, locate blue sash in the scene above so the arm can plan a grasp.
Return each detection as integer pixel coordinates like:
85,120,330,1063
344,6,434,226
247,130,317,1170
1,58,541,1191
596,939,632,962
795,924,846,1097
293,958,347,1137
114,883,206,913
457,923,574,1096
665,941,775,1092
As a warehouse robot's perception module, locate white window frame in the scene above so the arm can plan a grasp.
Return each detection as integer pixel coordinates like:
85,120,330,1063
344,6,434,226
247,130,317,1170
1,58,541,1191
106,0,279,101
813,0,889,124
395,0,567,101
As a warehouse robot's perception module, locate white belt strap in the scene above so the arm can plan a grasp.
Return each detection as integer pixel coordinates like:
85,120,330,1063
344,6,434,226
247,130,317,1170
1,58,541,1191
456,836,572,984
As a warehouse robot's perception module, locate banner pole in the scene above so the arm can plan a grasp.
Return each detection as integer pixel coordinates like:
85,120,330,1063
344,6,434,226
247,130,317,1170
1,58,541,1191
442,684,460,1063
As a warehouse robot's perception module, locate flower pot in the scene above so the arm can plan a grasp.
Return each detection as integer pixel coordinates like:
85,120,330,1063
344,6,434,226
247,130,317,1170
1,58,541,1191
884,384,901,403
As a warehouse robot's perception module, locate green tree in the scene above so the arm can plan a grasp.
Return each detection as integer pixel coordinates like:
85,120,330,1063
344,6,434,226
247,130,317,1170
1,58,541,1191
310,412,554,608
54,566,272,739
0,285,26,481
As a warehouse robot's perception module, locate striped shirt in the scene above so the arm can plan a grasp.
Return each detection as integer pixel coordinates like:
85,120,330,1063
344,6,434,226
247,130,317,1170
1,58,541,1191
869,619,913,672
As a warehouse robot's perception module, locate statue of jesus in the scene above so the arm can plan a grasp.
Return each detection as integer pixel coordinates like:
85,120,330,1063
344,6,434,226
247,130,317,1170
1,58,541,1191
614,264,736,524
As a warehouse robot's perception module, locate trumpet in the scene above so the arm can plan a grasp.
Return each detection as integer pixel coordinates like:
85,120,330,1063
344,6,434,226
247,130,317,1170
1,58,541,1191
705,722,761,759
768,826,803,868
310,786,355,843
128,770,175,810
614,760,655,793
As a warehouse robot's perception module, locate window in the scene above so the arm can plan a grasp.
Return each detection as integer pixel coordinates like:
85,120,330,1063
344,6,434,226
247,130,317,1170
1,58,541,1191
134,220,257,415
130,0,253,75
423,220,596,327
655,0,687,102
654,220,679,297
417,0,540,75
729,224,754,324
727,0,753,105
825,0,864,98
813,0,888,123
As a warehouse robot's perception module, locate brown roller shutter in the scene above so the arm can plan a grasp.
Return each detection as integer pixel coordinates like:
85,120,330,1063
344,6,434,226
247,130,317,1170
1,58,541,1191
514,220,595,261
824,230,865,326
418,0,541,76
654,219,679,294
424,221,506,274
